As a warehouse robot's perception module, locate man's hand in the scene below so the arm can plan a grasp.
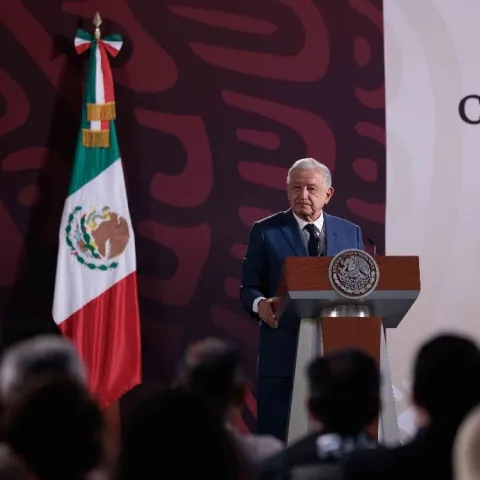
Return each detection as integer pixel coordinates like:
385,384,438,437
258,298,279,328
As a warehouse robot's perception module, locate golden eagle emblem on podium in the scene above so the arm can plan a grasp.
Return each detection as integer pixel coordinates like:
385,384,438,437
328,249,380,299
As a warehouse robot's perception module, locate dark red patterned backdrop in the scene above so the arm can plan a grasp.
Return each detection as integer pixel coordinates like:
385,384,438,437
0,0,385,430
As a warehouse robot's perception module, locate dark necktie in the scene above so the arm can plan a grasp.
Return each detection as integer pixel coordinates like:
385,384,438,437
304,224,321,257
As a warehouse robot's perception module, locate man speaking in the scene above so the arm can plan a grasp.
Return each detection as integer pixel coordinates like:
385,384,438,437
240,158,364,441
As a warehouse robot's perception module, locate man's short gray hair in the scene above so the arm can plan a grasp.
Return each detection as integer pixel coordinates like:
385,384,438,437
0,335,87,400
286,158,332,188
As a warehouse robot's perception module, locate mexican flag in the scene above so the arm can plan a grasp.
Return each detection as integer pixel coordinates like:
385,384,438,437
52,28,141,407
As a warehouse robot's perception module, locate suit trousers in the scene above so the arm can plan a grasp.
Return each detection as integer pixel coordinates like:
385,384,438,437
257,376,293,441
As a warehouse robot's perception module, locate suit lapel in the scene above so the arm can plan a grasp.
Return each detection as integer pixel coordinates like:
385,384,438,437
324,213,339,256
281,210,308,257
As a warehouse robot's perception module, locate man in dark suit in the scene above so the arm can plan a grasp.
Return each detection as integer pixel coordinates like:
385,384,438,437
344,334,480,480
240,158,364,441
261,349,379,480
175,337,284,464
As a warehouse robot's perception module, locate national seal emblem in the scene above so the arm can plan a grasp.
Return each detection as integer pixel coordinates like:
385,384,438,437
328,249,379,299
64,205,130,271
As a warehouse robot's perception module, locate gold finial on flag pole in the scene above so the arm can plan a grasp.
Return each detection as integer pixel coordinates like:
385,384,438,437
93,12,102,40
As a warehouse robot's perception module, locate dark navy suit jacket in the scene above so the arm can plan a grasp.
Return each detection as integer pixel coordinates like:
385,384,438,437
240,209,364,378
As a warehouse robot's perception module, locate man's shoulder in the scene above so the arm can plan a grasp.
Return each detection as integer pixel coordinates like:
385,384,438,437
345,445,396,479
252,211,361,231
326,213,360,231
235,433,284,463
254,210,288,228
261,432,318,472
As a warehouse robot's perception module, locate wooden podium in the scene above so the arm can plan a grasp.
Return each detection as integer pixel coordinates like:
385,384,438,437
275,255,420,445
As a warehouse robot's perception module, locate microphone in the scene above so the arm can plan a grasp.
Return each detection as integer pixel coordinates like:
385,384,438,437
367,237,377,256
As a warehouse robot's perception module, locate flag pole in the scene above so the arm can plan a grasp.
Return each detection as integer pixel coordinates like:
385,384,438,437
91,11,122,452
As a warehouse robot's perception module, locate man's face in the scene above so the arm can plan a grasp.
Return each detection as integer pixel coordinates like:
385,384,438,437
287,168,334,221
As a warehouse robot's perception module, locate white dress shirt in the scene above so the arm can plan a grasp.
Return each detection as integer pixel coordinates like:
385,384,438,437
252,213,324,313
294,212,324,249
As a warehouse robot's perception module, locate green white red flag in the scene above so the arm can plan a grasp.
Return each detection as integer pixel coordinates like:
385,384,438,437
52,27,141,407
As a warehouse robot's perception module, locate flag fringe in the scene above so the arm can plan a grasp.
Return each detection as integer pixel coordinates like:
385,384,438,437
87,102,116,121
82,129,110,148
